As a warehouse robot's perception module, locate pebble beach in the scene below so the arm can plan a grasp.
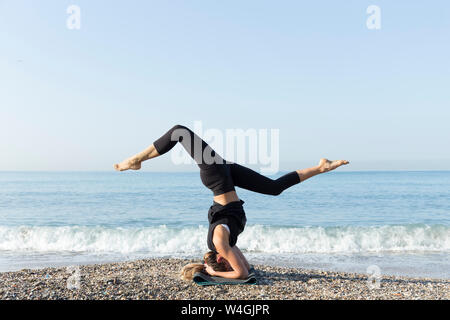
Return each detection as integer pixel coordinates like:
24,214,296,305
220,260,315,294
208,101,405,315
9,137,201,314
0,258,448,300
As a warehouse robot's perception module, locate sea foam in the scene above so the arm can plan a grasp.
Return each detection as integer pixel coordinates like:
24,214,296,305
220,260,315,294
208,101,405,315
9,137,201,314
0,224,448,255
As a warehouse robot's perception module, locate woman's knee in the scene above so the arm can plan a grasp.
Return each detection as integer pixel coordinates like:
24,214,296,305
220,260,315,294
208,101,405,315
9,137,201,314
172,124,189,132
270,188,283,196
264,181,284,196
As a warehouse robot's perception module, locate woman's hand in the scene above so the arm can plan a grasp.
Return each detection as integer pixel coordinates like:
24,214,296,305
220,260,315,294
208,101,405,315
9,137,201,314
204,263,216,276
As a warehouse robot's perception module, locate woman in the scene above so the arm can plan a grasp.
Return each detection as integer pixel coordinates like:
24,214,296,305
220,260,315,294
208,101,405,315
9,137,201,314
114,125,349,280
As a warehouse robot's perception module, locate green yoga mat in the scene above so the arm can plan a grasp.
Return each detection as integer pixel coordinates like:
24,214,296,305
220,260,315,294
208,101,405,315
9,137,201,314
193,268,257,286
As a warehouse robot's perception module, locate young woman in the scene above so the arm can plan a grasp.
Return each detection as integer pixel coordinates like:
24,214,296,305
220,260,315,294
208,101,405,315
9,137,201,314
114,125,349,280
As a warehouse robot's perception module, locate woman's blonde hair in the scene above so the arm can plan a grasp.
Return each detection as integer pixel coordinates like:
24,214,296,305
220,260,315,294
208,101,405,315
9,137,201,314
180,263,205,281
180,251,228,280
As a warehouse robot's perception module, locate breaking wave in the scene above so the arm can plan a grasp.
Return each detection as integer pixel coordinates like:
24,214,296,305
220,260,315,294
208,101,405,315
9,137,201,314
0,224,448,255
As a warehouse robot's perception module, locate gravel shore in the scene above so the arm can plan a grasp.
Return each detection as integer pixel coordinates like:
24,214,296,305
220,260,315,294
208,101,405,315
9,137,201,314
0,258,448,300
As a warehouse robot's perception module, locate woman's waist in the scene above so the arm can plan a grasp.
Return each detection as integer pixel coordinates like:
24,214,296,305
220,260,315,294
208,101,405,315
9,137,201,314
213,191,240,206
208,214,246,233
210,198,245,212
208,204,246,225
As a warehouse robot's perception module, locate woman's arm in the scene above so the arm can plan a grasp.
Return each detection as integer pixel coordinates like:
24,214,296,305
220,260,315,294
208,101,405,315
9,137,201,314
206,226,248,279
206,244,249,279
232,246,250,271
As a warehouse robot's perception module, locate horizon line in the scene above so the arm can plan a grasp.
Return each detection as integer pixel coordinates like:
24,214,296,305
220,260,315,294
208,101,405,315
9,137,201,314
1,169,450,173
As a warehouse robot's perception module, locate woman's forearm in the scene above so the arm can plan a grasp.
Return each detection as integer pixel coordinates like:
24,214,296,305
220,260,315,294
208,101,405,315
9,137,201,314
233,246,250,270
213,270,248,279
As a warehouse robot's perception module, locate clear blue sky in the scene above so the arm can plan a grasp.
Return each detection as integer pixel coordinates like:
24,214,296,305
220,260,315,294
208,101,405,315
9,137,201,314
1,1,449,172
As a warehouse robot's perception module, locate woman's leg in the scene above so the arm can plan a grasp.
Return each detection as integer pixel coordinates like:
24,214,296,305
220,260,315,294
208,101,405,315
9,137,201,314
116,125,237,198
114,124,224,171
114,144,160,171
230,158,349,196
152,125,224,168
297,158,349,182
229,163,299,195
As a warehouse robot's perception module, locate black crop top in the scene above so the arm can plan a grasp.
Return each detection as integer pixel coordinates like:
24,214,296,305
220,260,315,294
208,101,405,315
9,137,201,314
207,200,247,253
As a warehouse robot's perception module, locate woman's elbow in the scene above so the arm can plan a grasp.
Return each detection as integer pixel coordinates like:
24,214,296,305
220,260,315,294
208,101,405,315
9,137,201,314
236,269,249,279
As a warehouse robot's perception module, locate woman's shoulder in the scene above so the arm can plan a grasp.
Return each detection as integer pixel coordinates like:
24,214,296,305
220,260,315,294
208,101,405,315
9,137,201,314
218,224,230,233
213,224,230,237
212,224,231,247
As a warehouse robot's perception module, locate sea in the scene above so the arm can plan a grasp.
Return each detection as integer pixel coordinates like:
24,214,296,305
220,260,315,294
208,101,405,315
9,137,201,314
0,171,449,279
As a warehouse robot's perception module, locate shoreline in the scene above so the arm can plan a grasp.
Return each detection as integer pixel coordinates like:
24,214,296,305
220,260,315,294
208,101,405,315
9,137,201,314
0,258,448,300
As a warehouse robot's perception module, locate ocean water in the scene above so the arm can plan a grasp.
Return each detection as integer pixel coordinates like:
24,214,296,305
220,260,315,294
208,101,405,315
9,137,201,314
0,171,449,279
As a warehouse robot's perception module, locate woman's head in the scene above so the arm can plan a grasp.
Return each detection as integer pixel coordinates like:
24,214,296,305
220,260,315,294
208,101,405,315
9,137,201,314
180,251,230,280
203,251,230,272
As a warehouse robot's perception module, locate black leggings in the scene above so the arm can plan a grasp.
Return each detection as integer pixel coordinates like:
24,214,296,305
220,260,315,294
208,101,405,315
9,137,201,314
153,125,301,196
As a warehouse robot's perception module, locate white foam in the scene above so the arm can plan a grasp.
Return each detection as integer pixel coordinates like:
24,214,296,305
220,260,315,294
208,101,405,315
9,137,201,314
0,224,448,255
239,224,450,254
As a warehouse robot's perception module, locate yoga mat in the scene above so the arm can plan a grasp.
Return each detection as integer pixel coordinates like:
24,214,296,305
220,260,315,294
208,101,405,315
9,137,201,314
193,268,257,286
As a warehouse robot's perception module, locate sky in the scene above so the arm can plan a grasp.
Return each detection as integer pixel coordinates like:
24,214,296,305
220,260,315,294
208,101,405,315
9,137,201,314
0,0,449,172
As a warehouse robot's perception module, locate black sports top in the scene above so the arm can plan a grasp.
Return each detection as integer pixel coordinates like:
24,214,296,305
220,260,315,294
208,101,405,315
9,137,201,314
207,200,247,253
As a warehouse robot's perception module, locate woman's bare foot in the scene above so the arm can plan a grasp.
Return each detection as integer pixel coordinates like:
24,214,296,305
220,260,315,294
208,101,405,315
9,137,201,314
318,158,349,173
114,157,142,171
